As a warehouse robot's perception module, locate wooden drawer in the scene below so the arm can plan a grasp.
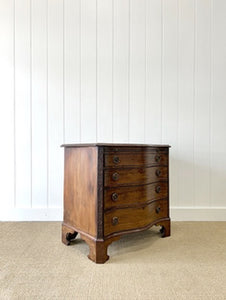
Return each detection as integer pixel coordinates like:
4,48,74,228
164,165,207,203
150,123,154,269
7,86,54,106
104,199,168,236
104,166,168,187
104,151,168,167
104,182,168,210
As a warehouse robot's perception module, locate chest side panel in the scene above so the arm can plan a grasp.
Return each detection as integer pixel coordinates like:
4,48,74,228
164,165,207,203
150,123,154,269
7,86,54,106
63,147,98,237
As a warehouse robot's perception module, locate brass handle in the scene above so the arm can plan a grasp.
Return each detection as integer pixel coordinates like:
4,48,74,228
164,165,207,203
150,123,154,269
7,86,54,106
155,185,161,193
112,172,119,181
111,192,118,201
155,155,161,163
156,169,162,177
113,156,120,164
156,206,161,214
112,217,119,225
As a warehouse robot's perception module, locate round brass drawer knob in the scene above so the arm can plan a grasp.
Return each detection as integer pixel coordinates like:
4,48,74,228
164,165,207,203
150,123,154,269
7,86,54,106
112,172,119,181
155,185,161,193
155,155,161,163
111,192,118,201
112,217,119,226
113,156,120,164
155,206,161,214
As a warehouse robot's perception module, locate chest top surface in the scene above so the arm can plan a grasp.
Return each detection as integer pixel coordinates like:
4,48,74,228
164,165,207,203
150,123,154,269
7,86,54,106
61,143,170,148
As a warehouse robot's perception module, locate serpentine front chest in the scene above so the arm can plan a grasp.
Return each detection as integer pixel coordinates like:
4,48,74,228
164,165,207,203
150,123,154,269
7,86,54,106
62,143,171,263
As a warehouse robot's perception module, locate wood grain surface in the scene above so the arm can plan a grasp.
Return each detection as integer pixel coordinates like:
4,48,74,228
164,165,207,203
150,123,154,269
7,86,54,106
104,181,168,210
104,166,168,187
104,199,168,236
63,147,98,237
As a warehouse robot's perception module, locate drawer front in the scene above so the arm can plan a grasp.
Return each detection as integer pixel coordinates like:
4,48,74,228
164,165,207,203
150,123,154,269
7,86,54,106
104,166,168,187
104,151,168,167
104,199,168,236
104,146,168,153
104,181,168,209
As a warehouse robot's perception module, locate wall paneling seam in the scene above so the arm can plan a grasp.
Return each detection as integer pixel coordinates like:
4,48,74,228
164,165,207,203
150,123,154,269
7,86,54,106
13,0,16,209
30,0,33,208
112,0,114,143
210,0,213,207
129,0,130,143
63,0,65,144
46,0,49,208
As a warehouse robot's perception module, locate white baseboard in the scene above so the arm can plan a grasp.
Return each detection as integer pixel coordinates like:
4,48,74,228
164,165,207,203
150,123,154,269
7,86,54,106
170,207,226,221
0,208,63,221
0,207,225,221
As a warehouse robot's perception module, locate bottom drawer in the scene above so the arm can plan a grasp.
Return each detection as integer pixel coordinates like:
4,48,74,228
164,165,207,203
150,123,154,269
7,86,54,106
104,199,168,236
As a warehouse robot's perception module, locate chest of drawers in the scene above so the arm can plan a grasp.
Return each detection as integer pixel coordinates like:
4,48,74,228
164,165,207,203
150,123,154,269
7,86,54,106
62,143,171,263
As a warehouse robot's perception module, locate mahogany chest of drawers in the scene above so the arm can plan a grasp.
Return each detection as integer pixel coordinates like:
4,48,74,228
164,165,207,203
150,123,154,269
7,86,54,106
62,143,170,263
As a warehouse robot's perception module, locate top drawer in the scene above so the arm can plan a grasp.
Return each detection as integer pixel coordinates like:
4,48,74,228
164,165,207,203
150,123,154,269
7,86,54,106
104,151,168,167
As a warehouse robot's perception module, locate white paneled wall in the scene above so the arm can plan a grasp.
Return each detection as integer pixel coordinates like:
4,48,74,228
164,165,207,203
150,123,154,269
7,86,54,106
0,0,226,221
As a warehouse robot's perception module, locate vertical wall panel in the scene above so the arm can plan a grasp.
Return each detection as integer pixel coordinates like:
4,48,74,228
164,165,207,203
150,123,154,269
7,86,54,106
0,0,14,208
80,0,97,142
1,0,226,220
113,0,129,142
129,0,146,143
64,0,81,143
194,0,211,207
211,0,226,207
162,0,178,206
31,0,48,208
47,0,64,207
15,0,31,208
178,0,195,207
145,0,162,144
97,0,113,142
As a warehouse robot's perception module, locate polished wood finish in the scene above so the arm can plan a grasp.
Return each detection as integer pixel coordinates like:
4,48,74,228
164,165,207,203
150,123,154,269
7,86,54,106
104,199,168,236
80,234,120,264
104,166,168,186
61,143,170,148
63,147,97,236
62,143,170,263
104,181,168,209
104,151,168,167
